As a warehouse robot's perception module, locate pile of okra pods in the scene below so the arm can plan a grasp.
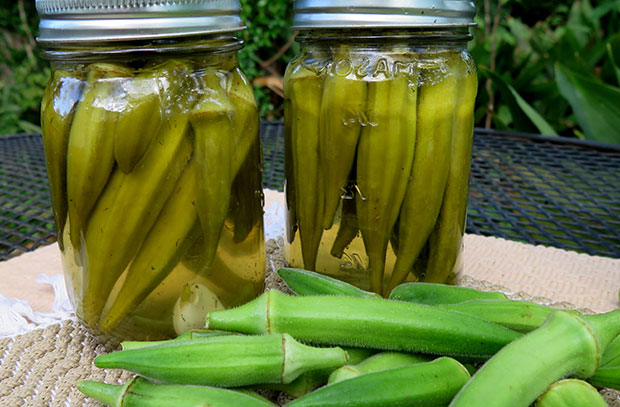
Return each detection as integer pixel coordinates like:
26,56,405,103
80,268,620,407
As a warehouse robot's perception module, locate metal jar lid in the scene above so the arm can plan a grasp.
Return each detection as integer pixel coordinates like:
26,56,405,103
292,0,476,29
36,0,245,44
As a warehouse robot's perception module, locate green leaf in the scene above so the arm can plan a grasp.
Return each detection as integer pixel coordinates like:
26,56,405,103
555,63,620,144
480,67,559,136
607,43,620,87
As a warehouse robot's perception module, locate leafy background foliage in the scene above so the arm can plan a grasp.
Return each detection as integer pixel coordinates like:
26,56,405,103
0,0,618,143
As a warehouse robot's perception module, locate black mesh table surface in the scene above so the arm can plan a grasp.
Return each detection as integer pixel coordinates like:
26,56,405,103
1,123,619,261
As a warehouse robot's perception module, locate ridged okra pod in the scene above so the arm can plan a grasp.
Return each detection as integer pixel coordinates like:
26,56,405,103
534,379,607,407
387,52,457,293
330,195,359,258
228,66,259,177
438,299,566,333
588,365,620,390
449,309,620,407
81,115,193,326
190,67,235,271
356,72,417,294
423,51,478,284
78,376,276,407
113,63,167,174
320,46,367,230
227,67,262,244
94,333,347,387
286,63,325,270
389,282,507,305
120,329,234,350
207,290,521,358
66,63,132,250
277,268,381,298
285,357,470,407
328,351,432,384
283,61,297,245
260,347,375,397
99,161,201,332
588,334,620,389
40,69,84,250
600,334,620,367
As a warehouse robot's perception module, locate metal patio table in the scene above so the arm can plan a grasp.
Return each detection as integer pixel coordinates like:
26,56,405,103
1,122,619,261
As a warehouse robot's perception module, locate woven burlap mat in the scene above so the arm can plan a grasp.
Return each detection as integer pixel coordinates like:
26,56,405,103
1,237,619,406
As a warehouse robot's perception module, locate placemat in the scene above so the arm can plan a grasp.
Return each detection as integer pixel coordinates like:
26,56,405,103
1,237,619,406
0,190,618,405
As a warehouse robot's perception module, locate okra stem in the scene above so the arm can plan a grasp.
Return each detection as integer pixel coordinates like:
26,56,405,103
206,290,521,359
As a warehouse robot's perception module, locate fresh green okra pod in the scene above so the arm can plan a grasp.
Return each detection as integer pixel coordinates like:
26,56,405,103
94,333,347,387
120,329,237,350
588,366,620,390
277,268,381,299
438,299,563,333
589,335,620,388
78,376,276,407
328,351,432,384
534,379,607,407
389,282,507,305
260,347,375,398
449,309,620,407
206,290,521,359
285,357,470,407
600,334,620,367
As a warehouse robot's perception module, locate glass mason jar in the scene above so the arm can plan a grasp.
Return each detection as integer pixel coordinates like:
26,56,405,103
36,0,265,340
284,1,478,296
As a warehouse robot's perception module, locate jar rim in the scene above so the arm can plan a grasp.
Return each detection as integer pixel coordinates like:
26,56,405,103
292,0,476,30
36,0,245,44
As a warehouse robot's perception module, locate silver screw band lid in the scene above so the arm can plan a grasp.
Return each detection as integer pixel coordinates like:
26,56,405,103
36,0,245,43
292,0,476,29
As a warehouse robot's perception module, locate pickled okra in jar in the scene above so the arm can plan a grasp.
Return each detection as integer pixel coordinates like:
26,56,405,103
284,30,478,296
39,32,265,340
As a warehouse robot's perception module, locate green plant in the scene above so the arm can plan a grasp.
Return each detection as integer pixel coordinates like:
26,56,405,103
238,0,297,119
471,0,620,143
0,0,48,135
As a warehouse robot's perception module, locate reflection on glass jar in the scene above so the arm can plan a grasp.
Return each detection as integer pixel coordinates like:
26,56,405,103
38,17,265,340
284,29,477,296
